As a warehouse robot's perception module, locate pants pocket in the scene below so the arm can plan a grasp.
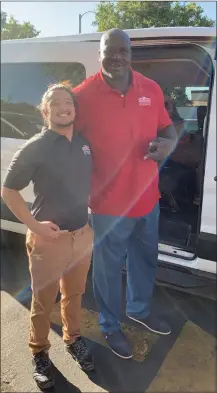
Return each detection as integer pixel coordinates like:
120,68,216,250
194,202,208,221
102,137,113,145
26,230,36,256
82,224,94,248
26,231,47,257
82,223,93,234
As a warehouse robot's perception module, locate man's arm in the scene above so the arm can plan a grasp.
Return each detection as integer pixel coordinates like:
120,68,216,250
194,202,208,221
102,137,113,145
145,85,178,161
1,187,43,233
1,142,62,239
2,142,42,231
158,124,177,141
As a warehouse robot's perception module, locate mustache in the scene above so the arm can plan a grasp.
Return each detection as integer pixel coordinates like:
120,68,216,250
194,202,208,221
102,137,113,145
107,59,127,66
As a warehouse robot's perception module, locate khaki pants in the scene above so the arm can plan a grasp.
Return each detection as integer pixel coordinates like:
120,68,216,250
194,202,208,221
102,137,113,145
26,223,93,355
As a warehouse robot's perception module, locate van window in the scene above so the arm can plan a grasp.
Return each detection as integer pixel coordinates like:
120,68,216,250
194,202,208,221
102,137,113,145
133,57,211,138
1,62,86,139
1,114,42,139
1,118,25,139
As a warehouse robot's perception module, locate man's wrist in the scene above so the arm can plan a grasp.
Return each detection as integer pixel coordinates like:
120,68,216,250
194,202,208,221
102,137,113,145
27,218,40,233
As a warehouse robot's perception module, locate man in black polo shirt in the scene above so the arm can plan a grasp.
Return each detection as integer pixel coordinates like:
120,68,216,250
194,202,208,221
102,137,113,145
1,83,94,390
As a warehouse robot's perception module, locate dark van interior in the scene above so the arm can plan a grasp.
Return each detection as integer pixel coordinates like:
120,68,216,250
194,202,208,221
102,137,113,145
132,43,213,254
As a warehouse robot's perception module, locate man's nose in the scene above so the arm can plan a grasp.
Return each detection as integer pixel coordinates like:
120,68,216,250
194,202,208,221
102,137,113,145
113,51,122,60
59,104,67,112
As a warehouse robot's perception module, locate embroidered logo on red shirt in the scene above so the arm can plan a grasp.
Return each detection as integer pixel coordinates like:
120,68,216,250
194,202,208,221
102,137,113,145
138,96,151,106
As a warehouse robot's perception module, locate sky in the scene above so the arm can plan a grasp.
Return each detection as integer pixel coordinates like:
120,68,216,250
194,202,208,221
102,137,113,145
1,1,216,37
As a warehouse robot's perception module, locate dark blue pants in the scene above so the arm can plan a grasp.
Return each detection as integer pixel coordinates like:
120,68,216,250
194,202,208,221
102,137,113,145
91,203,160,333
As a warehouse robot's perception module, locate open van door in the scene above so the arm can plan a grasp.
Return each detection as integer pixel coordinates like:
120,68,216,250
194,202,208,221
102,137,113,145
196,61,216,266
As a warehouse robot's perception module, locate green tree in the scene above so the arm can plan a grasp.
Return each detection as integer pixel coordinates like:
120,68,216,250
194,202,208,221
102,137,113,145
93,1,215,31
1,11,40,40
164,87,191,106
1,11,7,30
42,63,86,87
93,2,214,107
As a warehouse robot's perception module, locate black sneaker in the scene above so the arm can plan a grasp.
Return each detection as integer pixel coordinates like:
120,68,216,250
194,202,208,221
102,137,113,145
127,314,171,335
32,351,55,390
65,337,95,372
103,330,133,359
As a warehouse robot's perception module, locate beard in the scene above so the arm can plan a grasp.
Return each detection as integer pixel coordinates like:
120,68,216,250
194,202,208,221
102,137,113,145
54,120,74,128
103,67,125,80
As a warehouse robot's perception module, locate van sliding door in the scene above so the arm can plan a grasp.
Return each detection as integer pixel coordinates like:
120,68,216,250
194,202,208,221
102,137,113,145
196,66,216,264
131,42,214,260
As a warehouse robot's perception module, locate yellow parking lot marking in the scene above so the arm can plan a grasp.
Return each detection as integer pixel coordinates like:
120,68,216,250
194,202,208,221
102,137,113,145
51,302,158,362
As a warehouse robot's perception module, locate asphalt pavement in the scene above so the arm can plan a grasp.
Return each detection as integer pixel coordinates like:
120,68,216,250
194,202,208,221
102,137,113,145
1,236,216,393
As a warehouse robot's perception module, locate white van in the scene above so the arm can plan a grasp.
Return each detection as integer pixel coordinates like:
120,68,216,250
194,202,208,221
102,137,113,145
1,27,216,284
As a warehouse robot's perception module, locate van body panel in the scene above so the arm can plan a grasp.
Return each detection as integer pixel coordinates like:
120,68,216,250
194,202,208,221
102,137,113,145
1,27,216,276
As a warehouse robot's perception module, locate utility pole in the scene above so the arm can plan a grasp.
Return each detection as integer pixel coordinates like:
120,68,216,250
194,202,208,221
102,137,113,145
78,14,82,34
78,11,95,34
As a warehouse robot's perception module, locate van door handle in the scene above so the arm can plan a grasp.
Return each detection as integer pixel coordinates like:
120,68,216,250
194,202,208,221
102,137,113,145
214,176,217,181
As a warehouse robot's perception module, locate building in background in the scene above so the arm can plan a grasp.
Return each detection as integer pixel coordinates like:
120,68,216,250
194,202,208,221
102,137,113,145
191,90,209,106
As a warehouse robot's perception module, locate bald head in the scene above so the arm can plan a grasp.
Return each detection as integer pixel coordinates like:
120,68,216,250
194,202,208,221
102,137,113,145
100,29,131,52
99,28,131,81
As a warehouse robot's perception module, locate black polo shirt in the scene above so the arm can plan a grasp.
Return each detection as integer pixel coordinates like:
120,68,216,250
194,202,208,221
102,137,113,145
3,128,92,231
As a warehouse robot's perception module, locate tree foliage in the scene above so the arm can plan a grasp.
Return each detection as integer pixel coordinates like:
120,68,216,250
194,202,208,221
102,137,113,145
164,87,191,106
42,63,86,88
1,11,40,40
93,1,215,31
93,2,214,106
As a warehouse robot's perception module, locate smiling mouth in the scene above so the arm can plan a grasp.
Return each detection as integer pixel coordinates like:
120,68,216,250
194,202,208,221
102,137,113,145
111,63,124,68
58,113,71,117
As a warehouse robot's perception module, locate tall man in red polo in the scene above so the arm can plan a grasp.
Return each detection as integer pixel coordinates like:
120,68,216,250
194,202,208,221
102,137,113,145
74,29,177,359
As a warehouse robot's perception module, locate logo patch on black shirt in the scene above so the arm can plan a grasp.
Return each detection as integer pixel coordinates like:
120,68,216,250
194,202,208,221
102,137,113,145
82,145,91,155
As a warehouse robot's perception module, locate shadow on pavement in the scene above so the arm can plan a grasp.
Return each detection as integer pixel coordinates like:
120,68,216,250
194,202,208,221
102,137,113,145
50,362,82,393
51,320,185,393
1,236,216,392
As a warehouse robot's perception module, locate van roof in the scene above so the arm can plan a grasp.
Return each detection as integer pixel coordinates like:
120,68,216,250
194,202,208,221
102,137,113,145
2,26,216,45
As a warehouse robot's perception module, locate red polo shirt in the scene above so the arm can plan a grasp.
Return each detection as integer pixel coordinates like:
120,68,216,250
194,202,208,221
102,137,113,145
73,70,172,217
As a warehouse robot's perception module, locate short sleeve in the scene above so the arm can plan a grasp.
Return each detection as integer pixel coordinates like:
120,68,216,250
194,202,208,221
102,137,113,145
74,98,86,132
73,81,93,135
156,84,172,130
2,139,39,191
73,92,87,132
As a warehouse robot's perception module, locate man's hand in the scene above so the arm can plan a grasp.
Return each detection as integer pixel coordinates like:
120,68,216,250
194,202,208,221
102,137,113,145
31,221,68,240
1,187,68,240
144,137,177,162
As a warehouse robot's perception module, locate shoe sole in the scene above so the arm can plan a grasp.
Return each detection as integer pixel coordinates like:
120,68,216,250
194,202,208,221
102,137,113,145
35,379,55,390
127,315,171,335
103,338,133,359
65,348,95,372
108,346,133,360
